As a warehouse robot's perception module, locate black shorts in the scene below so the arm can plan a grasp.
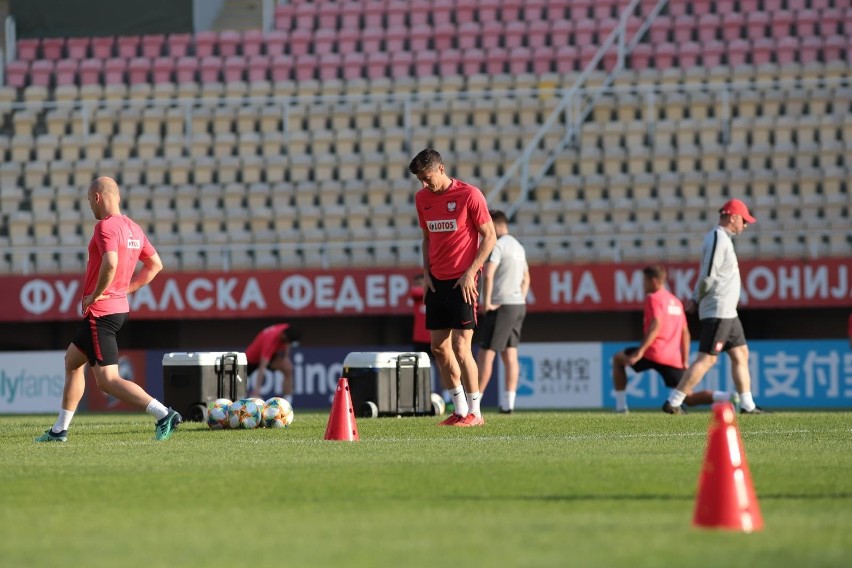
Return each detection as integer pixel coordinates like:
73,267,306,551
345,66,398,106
624,347,684,388
72,313,128,367
425,275,478,331
698,317,747,356
478,304,526,351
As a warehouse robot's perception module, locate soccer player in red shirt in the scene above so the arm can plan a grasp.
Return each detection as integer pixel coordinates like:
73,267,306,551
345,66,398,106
245,323,300,402
410,148,496,426
36,177,180,442
612,265,737,413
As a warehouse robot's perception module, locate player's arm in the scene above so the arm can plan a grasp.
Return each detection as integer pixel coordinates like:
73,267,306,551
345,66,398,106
628,316,662,365
681,323,691,369
692,235,723,308
479,260,498,313
420,228,434,292
128,253,163,294
82,250,118,314
521,264,531,299
457,220,496,305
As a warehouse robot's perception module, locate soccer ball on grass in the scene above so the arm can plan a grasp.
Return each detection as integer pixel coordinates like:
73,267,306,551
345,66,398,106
262,397,294,428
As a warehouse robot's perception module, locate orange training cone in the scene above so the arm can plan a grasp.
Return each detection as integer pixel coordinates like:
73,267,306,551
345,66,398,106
693,402,763,532
324,377,360,441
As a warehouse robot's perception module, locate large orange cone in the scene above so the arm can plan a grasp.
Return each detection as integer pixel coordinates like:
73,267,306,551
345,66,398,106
324,378,360,441
693,402,763,532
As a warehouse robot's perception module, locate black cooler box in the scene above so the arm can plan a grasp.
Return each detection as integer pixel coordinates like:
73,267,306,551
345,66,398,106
162,352,247,422
342,352,433,418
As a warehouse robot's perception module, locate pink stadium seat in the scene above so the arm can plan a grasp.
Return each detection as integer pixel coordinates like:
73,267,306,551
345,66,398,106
819,8,843,36
408,3,429,27
701,40,724,67
41,37,64,59
151,57,174,84
434,28,454,52
5,61,29,88
175,57,198,82
294,2,316,30
385,27,406,53
437,49,462,75
337,28,359,54
477,0,499,23
195,31,217,57
823,35,846,63
697,13,721,42
388,51,411,78
91,36,115,58
527,20,549,49
574,19,595,46
716,0,737,13
508,46,532,74
799,36,821,64
241,30,264,57
223,56,246,82
722,13,745,41
360,27,383,54
666,1,691,17
274,2,294,30
29,60,54,86
727,39,750,66
199,56,223,82
649,16,672,44
293,54,317,81
103,58,126,84
627,44,652,70
794,9,819,37
691,0,714,15
531,46,553,74
168,33,192,57
455,2,475,23
550,20,572,48
343,51,368,80
461,48,485,75
579,44,599,69
771,10,794,38
218,31,241,57
485,47,508,75
17,38,39,61
313,28,336,55
480,21,503,50
504,21,527,50
597,18,618,41
246,55,269,82
79,58,102,85
678,42,701,67
413,51,437,76
264,30,287,56
363,2,384,29
128,57,150,84
116,36,141,58
288,29,312,57
457,22,480,51
318,53,340,81
672,15,695,43
433,0,453,27
591,0,617,20
339,3,361,30
751,37,774,66
555,45,579,73
776,36,799,65
654,43,677,68
141,34,165,57
408,25,431,52
66,37,90,59
270,55,292,82
746,12,770,40
739,0,760,12
316,5,338,30
366,52,389,80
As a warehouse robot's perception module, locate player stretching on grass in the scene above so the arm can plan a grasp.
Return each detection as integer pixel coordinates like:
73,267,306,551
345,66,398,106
663,199,766,415
410,148,496,427
612,265,737,413
36,177,181,442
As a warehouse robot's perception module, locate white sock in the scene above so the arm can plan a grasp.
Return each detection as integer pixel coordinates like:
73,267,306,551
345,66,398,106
712,390,732,402
668,389,687,408
450,386,468,416
739,392,756,412
614,391,627,412
467,391,481,416
145,399,170,421
505,391,516,411
52,408,74,433
284,394,293,405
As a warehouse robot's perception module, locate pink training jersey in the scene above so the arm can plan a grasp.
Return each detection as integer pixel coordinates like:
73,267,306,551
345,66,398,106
245,323,291,364
416,179,491,280
642,287,687,368
84,214,156,317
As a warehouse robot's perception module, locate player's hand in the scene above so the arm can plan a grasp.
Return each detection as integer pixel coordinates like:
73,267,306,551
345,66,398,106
81,293,107,315
627,351,643,366
684,299,697,314
423,272,435,292
454,271,478,305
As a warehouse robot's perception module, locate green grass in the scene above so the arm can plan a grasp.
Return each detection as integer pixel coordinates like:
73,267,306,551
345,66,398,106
2,410,850,567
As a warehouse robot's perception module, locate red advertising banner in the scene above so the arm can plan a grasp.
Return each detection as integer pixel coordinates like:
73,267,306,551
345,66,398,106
1,258,850,321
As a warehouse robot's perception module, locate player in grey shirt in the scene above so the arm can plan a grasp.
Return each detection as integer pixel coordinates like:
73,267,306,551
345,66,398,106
664,199,766,414
477,210,530,413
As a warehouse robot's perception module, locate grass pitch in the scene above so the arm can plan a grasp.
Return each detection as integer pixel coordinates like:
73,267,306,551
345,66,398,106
2,410,850,567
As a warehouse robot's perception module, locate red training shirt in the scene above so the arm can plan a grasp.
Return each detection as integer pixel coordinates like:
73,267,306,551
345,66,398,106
84,214,156,317
245,323,291,364
415,179,491,280
409,286,430,343
642,287,687,368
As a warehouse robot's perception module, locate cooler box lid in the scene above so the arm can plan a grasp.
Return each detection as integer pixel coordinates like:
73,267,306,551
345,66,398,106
162,352,247,366
343,351,430,370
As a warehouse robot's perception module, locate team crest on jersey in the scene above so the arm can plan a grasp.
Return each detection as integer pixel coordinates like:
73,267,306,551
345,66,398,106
127,238,141,249
446,201,457,212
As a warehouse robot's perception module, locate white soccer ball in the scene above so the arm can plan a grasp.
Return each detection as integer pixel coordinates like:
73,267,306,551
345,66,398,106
207,398,232,430
262,397,294,428
229,398,263,429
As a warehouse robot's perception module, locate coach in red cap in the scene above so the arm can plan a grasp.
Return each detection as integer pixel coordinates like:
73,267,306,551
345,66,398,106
663,197,767,415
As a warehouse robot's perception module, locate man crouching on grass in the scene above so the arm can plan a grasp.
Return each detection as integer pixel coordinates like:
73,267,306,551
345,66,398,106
36,177,181,443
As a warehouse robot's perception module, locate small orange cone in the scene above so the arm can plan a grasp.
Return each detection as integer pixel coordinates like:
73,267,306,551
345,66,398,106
324,377,360,441
693,402,763,532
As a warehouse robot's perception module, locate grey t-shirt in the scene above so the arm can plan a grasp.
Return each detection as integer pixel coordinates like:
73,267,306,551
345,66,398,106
489,234,528,305
693,226,741,319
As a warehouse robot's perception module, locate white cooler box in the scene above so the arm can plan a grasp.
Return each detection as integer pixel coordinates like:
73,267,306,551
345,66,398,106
162,352,247,422
342,352,434,418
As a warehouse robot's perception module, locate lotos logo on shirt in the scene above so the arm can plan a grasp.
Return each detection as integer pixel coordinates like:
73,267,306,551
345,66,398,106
127,239,141,250
427,219,458,232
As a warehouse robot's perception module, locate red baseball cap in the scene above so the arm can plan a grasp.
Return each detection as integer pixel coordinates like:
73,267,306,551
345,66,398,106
720,199,756,223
